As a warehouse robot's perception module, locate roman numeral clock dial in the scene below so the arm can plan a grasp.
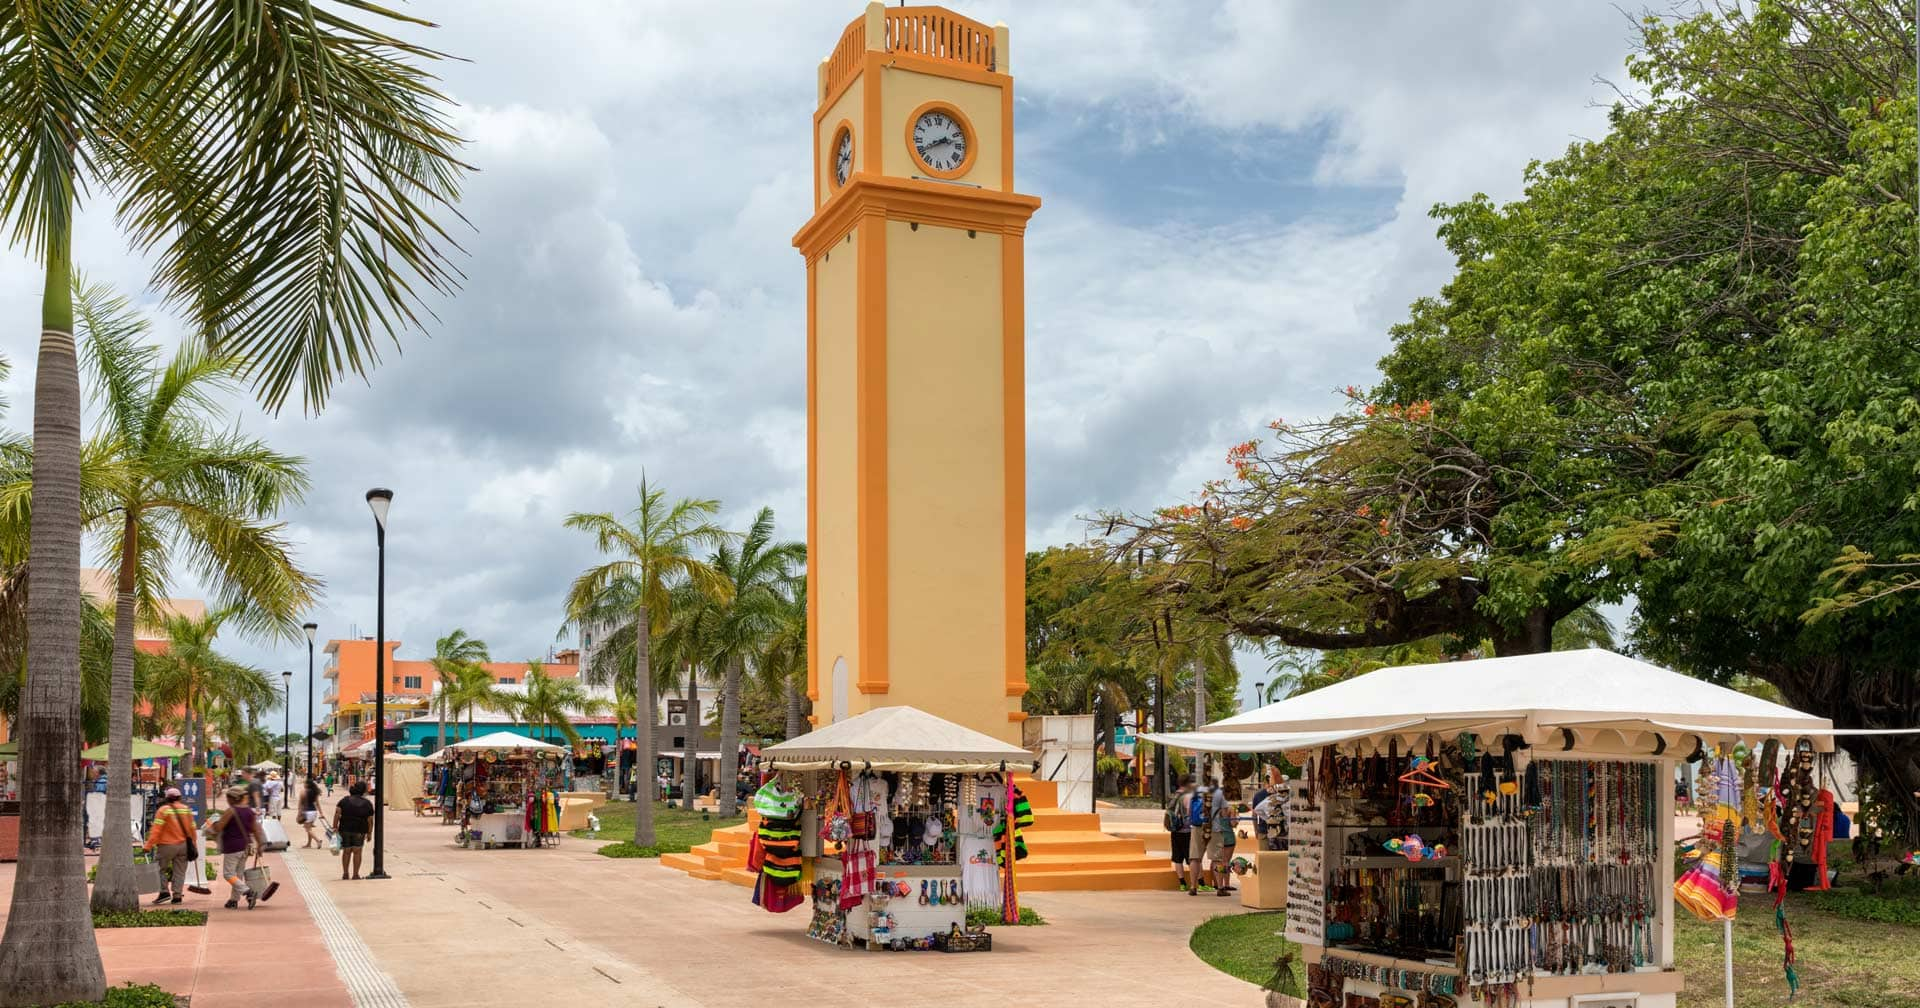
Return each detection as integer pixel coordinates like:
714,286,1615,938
912,108,969,175
833,126,853,187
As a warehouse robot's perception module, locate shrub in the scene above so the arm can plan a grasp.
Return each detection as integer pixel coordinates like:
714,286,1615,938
92,909,208,929
49,981,179,1007
966,906,1046,928
1811,876,1920,926
594,841,692,858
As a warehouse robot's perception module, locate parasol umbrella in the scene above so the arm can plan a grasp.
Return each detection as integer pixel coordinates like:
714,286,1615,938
79,739,187,761
0,739,18,758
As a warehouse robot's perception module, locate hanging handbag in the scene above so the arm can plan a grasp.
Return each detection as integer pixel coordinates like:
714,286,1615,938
820,771,852,844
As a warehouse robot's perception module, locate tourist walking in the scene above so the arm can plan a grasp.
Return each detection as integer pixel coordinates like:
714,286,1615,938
1199,778,1230,896
298,778,323,848
263,771,285,817
333,780,377,880
206,785,273,909
142,788,198,904
1210,799,1239,897
1164,773,1198,894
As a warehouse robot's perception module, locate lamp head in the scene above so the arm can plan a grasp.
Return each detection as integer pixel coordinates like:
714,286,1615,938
303,622,318,642
366,487,393,529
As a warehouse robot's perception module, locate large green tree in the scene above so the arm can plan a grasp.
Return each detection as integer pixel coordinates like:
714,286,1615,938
75,283,317,913
0,4,467,999
563,477,730,846
697,507,802,817
508,660,604,746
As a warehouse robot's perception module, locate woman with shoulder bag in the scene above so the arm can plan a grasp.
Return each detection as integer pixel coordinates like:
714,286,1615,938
205,785,274,909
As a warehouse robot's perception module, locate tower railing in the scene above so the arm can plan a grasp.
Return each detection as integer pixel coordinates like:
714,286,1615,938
822,6,998,101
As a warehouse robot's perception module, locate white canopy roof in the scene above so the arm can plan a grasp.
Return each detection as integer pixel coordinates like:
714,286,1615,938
762,706,1038,772
247,760,282,770
426,731,568,762
1140,721,1427,754
1204,649,1834,753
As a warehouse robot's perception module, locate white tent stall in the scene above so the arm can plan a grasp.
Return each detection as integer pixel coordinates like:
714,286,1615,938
1145,649,1836,1008
759,707,1037,952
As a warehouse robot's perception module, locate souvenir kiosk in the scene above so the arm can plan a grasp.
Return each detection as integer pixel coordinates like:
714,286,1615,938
429,732,568,849
1146,650,1835,1008
757,706,1040,952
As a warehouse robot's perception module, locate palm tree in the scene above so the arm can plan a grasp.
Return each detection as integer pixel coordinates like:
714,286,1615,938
430,630,491,753
655,593,719,811
1,8,468,998
143,610,274,776
755,577,809,741
76,284,318,913
563,477,731,846
514,661,605,746
704,508,803,816
444,662,506,743
581,617,684,798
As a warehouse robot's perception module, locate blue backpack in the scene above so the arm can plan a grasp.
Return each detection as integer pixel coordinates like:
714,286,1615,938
1189,792,1208,829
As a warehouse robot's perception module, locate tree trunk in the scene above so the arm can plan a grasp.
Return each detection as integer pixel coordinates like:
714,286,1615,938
631,607,657,846
1489,606,1555,657
0,225,107,1005
679,665,697,810
92,516,143,913
1192,658,1206,732
784,678,808,741
718,655,744,817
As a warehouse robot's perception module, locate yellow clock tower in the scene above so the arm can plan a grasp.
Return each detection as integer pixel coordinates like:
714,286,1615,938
795,3,1039,743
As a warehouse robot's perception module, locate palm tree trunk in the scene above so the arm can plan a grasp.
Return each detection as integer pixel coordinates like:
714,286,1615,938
632,608,657,847
0,220,108,1005
92,516,143,913
678,666,697,810
784,677,807,741
718,655,744,817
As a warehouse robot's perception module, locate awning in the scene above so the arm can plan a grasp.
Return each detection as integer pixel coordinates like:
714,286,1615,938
762,706,1039,773
660,750,721,760
1201,649,1835,754
1140,720,1428,754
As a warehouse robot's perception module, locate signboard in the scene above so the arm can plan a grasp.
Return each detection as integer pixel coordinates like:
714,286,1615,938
176,776,207,819
667,699,688,727
1112,714,1137,759
1283,778,1325,946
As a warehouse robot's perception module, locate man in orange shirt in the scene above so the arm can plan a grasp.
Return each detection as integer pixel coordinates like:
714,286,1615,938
143,787,199,904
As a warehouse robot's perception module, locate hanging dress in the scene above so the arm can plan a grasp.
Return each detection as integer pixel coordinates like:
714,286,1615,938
960,791,1001,910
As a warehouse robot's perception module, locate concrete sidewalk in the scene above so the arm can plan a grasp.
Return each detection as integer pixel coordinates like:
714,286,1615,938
296,797,1265,1008
0,843,352,1007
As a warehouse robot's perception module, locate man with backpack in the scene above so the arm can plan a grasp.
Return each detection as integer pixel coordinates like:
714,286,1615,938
1164,774,1199,893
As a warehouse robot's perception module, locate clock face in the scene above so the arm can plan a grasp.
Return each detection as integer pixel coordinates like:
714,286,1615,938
912,108,968,174
833,128,853,187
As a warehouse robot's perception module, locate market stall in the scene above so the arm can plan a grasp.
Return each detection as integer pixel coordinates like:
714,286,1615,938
757,706,1040,952
429,733,568,849
1145,649,1835,1008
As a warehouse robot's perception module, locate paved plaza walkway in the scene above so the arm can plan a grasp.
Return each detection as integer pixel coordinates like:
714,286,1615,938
2,788,1265,1006
297,794,1263,1008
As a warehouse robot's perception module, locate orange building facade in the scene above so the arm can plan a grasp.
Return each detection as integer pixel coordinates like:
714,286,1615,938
318,639,579,755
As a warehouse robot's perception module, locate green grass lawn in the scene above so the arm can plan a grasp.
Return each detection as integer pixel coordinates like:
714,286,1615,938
571,801,744,853
1673,889,1920,1008
1188,893,1920,1005
1190,911,1299,989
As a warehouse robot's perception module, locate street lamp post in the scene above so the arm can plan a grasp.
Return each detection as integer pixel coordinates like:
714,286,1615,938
366,487,393,880
281,671,293,787
303,623,318,783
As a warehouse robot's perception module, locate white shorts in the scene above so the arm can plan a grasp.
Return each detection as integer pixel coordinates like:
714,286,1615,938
299,810,318,824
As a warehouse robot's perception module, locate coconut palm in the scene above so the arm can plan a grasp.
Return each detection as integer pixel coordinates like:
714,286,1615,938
0,6,468,997
430,629,490,753
143,610,274,775
654,592,719,810
76,284,318,912
581,616,686,799
755,577,809,741
703,508,803,816
443,662,507,744
512,660,605,746
563,478,731,845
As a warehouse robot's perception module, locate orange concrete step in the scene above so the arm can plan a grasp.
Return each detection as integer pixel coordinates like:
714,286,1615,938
1028,809,1101,831
1016,866,1181,891
686,867,722,880
720,866,758,888
1014,830,1148,856
715,838,749,860
658,851,709,874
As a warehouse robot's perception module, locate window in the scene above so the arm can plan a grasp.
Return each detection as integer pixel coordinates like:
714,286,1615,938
402,676,422,689
498,676,516,684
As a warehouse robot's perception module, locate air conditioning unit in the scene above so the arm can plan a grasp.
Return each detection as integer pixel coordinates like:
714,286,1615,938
669,713,687,726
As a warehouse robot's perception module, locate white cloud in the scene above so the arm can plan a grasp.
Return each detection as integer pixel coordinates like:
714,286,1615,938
0,2,1636,715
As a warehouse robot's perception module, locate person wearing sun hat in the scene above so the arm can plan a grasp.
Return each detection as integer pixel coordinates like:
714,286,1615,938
143,787,198,904
205,784,272,908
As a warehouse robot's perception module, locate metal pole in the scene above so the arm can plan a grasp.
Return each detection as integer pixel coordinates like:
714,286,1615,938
1723,917,1733,1008
369,511,390,879
304,628,316,782
283,673,291,784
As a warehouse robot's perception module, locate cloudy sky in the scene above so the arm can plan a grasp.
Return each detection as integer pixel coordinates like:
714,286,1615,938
0,2,1642,724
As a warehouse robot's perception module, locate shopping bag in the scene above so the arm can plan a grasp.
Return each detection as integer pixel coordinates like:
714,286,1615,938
243,865,271,891
131,853,161,893
328,829,342,854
